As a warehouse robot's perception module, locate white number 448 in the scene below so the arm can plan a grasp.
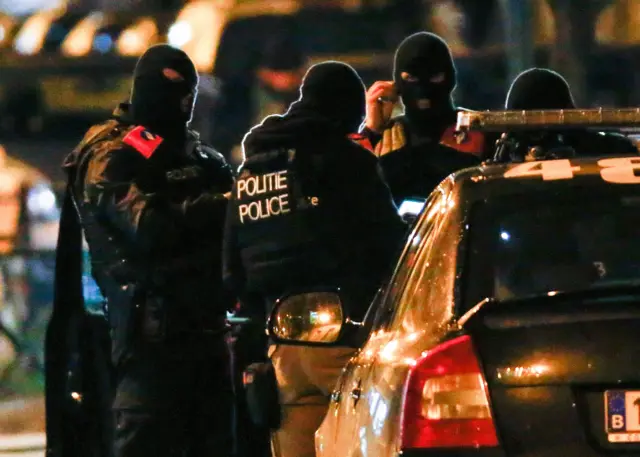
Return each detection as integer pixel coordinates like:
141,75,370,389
503,157,640,184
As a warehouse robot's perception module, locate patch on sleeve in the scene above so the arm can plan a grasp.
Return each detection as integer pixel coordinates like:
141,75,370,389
348,133,374,152
123,126,164,159
440,126,485,157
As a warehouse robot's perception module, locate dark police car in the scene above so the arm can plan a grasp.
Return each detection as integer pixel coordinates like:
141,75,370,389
268,152,640,457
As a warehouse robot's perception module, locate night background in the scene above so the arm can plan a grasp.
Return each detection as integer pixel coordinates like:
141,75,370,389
0,0,639,454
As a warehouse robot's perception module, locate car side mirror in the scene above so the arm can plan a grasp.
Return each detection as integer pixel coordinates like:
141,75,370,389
267,290,359,346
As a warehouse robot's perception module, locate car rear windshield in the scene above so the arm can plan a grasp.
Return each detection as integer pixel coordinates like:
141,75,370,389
469,190,640,303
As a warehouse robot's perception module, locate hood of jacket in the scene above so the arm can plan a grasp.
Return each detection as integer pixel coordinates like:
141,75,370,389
241,104,345,161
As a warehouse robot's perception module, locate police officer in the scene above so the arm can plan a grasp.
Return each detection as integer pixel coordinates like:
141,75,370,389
225,33,306,170
497,67,638,162
223,61,406,457
254,34,305,123
353,32,484,204
56,45,234,457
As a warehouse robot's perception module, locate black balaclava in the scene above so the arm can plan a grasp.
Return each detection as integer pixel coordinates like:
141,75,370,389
291,60,366,134
393,32,457,136
500,68,577,162
505,68,576,110
258,34,304,105
130,44,199,138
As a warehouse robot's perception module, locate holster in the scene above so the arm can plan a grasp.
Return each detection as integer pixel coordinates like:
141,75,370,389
243,361,282,430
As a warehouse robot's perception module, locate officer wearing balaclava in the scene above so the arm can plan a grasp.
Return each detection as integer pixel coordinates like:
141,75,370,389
352,32,483,204
506,67,576,111
497,67,637,162
49,44,235,457
129,44,199,139
254,33,305,122
358,32,487,155
223,61,406,457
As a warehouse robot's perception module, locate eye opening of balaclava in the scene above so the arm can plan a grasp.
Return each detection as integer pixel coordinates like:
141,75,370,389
294,60,366,134
505,67,576,111
130,44,199,137
393,32,457,131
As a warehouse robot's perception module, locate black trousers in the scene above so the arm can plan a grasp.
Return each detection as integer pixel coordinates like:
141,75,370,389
112,333,234,457
228,320,272,457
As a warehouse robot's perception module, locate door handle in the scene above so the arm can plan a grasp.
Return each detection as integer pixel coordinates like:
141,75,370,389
351,379,363,406
350,388,362,402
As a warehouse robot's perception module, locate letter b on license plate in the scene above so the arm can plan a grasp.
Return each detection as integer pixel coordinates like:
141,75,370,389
605,390,640,442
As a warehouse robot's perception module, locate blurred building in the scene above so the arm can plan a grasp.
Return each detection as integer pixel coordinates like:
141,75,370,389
0,0,639,144
66,0,184,13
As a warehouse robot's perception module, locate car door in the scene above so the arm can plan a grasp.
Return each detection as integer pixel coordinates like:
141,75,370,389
320,288,392,457
359,185,464,457
326,187,453,457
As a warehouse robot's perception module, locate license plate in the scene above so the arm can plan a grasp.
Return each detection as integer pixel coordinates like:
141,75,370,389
605,390,640,442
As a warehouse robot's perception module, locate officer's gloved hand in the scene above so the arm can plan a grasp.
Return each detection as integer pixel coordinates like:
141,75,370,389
201,165,234,195
189,141,234,189
491,133,520,163
135,164,171,194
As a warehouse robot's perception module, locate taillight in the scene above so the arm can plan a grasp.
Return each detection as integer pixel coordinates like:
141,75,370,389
400,334,499,450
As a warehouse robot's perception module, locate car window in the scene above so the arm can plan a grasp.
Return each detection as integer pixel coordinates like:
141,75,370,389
357,284,387,339
389,189,459,333
467,190,640,306
367,188,448,333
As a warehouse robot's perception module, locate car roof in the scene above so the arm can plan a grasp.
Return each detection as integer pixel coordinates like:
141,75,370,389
451,154,640,204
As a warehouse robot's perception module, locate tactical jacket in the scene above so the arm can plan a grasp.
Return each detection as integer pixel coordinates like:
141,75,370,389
353,113,483,205
223,112,407,321
353,110,491,159
64,104,234,362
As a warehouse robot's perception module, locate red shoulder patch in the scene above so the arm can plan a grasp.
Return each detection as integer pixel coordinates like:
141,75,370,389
440,125,485,157
123,126,164,159
348,133,374,152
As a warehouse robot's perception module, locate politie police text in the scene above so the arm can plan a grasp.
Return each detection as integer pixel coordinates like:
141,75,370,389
237,171,290,223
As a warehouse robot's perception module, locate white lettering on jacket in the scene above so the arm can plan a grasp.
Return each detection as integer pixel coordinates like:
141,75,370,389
237,170,291,223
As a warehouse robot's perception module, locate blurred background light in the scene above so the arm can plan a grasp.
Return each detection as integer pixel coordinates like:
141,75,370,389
116,17,158,56
167,20,191,48
92,32,112,53
0,0,62,16
13,11,56,55
61,12,106,57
